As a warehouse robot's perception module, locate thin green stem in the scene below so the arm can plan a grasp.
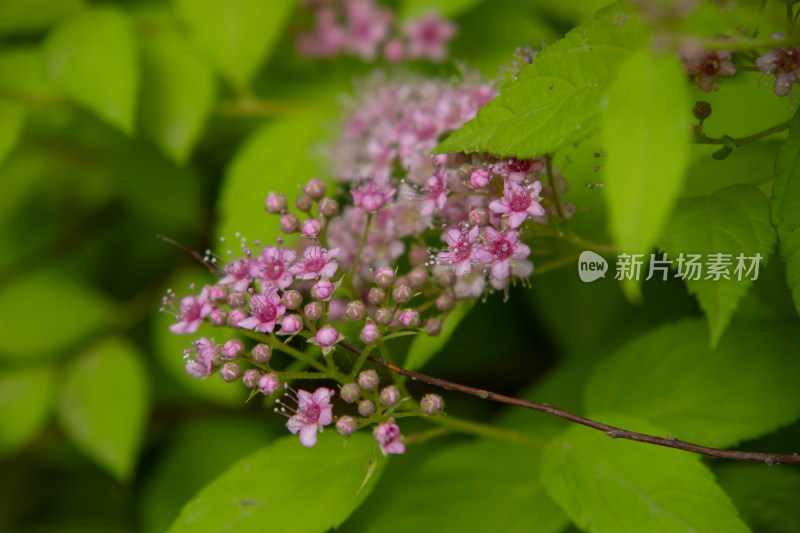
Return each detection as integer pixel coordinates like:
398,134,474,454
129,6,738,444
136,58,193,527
349,344,376,380
701,36,800,51
545,154,572,237
694,119,792,147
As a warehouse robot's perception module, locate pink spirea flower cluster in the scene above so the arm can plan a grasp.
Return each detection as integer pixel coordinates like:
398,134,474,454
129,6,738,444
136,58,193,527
680,43,735,93
756,33,800,97
297,0,456,62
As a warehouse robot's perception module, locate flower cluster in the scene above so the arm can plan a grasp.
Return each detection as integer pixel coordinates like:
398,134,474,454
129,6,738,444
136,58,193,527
680,43,735,93
756,33,800,97
297,0,456,63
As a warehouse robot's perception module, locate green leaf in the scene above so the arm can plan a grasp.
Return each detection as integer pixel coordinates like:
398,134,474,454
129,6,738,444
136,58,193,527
400,0,486,19
0,365,55,456
216,112,326,248
584,319,800,448
0,47,60,101
57,338,149,481
603,49,692,260
173,0,295,93
0,0,83,35
541,415,750,533
359,439,567,533
716,463,800,533
772,107,800,316
0,99,25,169
139,23,216,163
435,9,645,156
167,432,385,533
43,7,139,133
659,185,776,345
681,141,780,198
0,269,113,363
404,300,474,370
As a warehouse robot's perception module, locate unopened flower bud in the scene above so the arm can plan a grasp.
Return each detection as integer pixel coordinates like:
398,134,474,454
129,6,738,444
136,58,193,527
207,307,228,326
304,178,327,199
313,326,342,349
358,369,379,391
220,362,241,382
336,415,358,436
242,369,262,389
358,399,376,417
458,163,476,181
470,168,491,189
373,267,395,287
345,300,366,320
282,290,303,309
469,207,489,227
258,372,280,395
318,198,339,218
208,285,228,303
185,360,211,378
279,212,300,233
407,267,428,290
420,393,444,415
392,284,411,303
693,100,712,121
424,318,442,337
278,314,303,335
438,270,456,287
222,338,244,360
398,309,420,328
340,383,361,403
251,343,272,363
359,320,382,344
368,286,386,305
383,38,404,62
301,218,322,239
228,291,246,308
295,193,313,212
436,291,454,312
304,301,324,321
380,386,401,407
265,192,287,214
312,277,336,301
375,306,393,325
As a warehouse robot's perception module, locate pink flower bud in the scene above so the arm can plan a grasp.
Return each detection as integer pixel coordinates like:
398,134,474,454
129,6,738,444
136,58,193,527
185,360,210,378
336,415,358,436
438,270,456,287
220,362,241,382
392,285,411,303
310,325,343,354
358,399,376,417
436,291,454,311
373,420,405,454
208,285,228,303
312,278,336,301
301,218,323,239
469,207,489,227
345,300,366,320
295,193,313,212
358,369,379,391
278,314,303,335
383,39,404,62
373,267,395,287
340,383,361,403
258,372,280,395
398,309,420,328
375,307,393,325
470,168,491,189
207,307,228,326
282,290,303,309
424,318,442,337
304,301,324,321
380,386,401,407
242,369,262,389
318,198,339,218
368,287,386,305
279,212,300,233
359,320,382,344
304,179,327,199
265,192,287,214
420,393,444,415
407,267,428,290
222,338,244,360
228,291,246,308
251,343,272,363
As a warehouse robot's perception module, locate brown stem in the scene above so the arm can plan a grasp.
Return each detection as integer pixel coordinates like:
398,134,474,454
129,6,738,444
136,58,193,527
338,342,800,464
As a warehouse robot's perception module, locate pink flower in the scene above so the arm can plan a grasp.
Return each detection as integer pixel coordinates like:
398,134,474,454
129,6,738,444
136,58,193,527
169,287,212,334
373,420,405,454
290,245,341,280
437,225,480,276
309,325,344,354
286,388,335,447
474,227,531,285
235,289,286,333
256,246,296,290
183,337,220,378
756,35,800,97
301,218,323,239
490,157,543,183
345,0,392,61
296,7,347,58
681,46,735,92
351,180,396,212
403,12,457,62
489,181,546,228
419,168,448,216
218,258,253,292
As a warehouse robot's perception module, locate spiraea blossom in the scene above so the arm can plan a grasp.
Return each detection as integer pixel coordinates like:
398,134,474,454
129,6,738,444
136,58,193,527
756,33,800,97
680,43,735,92
285,388,335,447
